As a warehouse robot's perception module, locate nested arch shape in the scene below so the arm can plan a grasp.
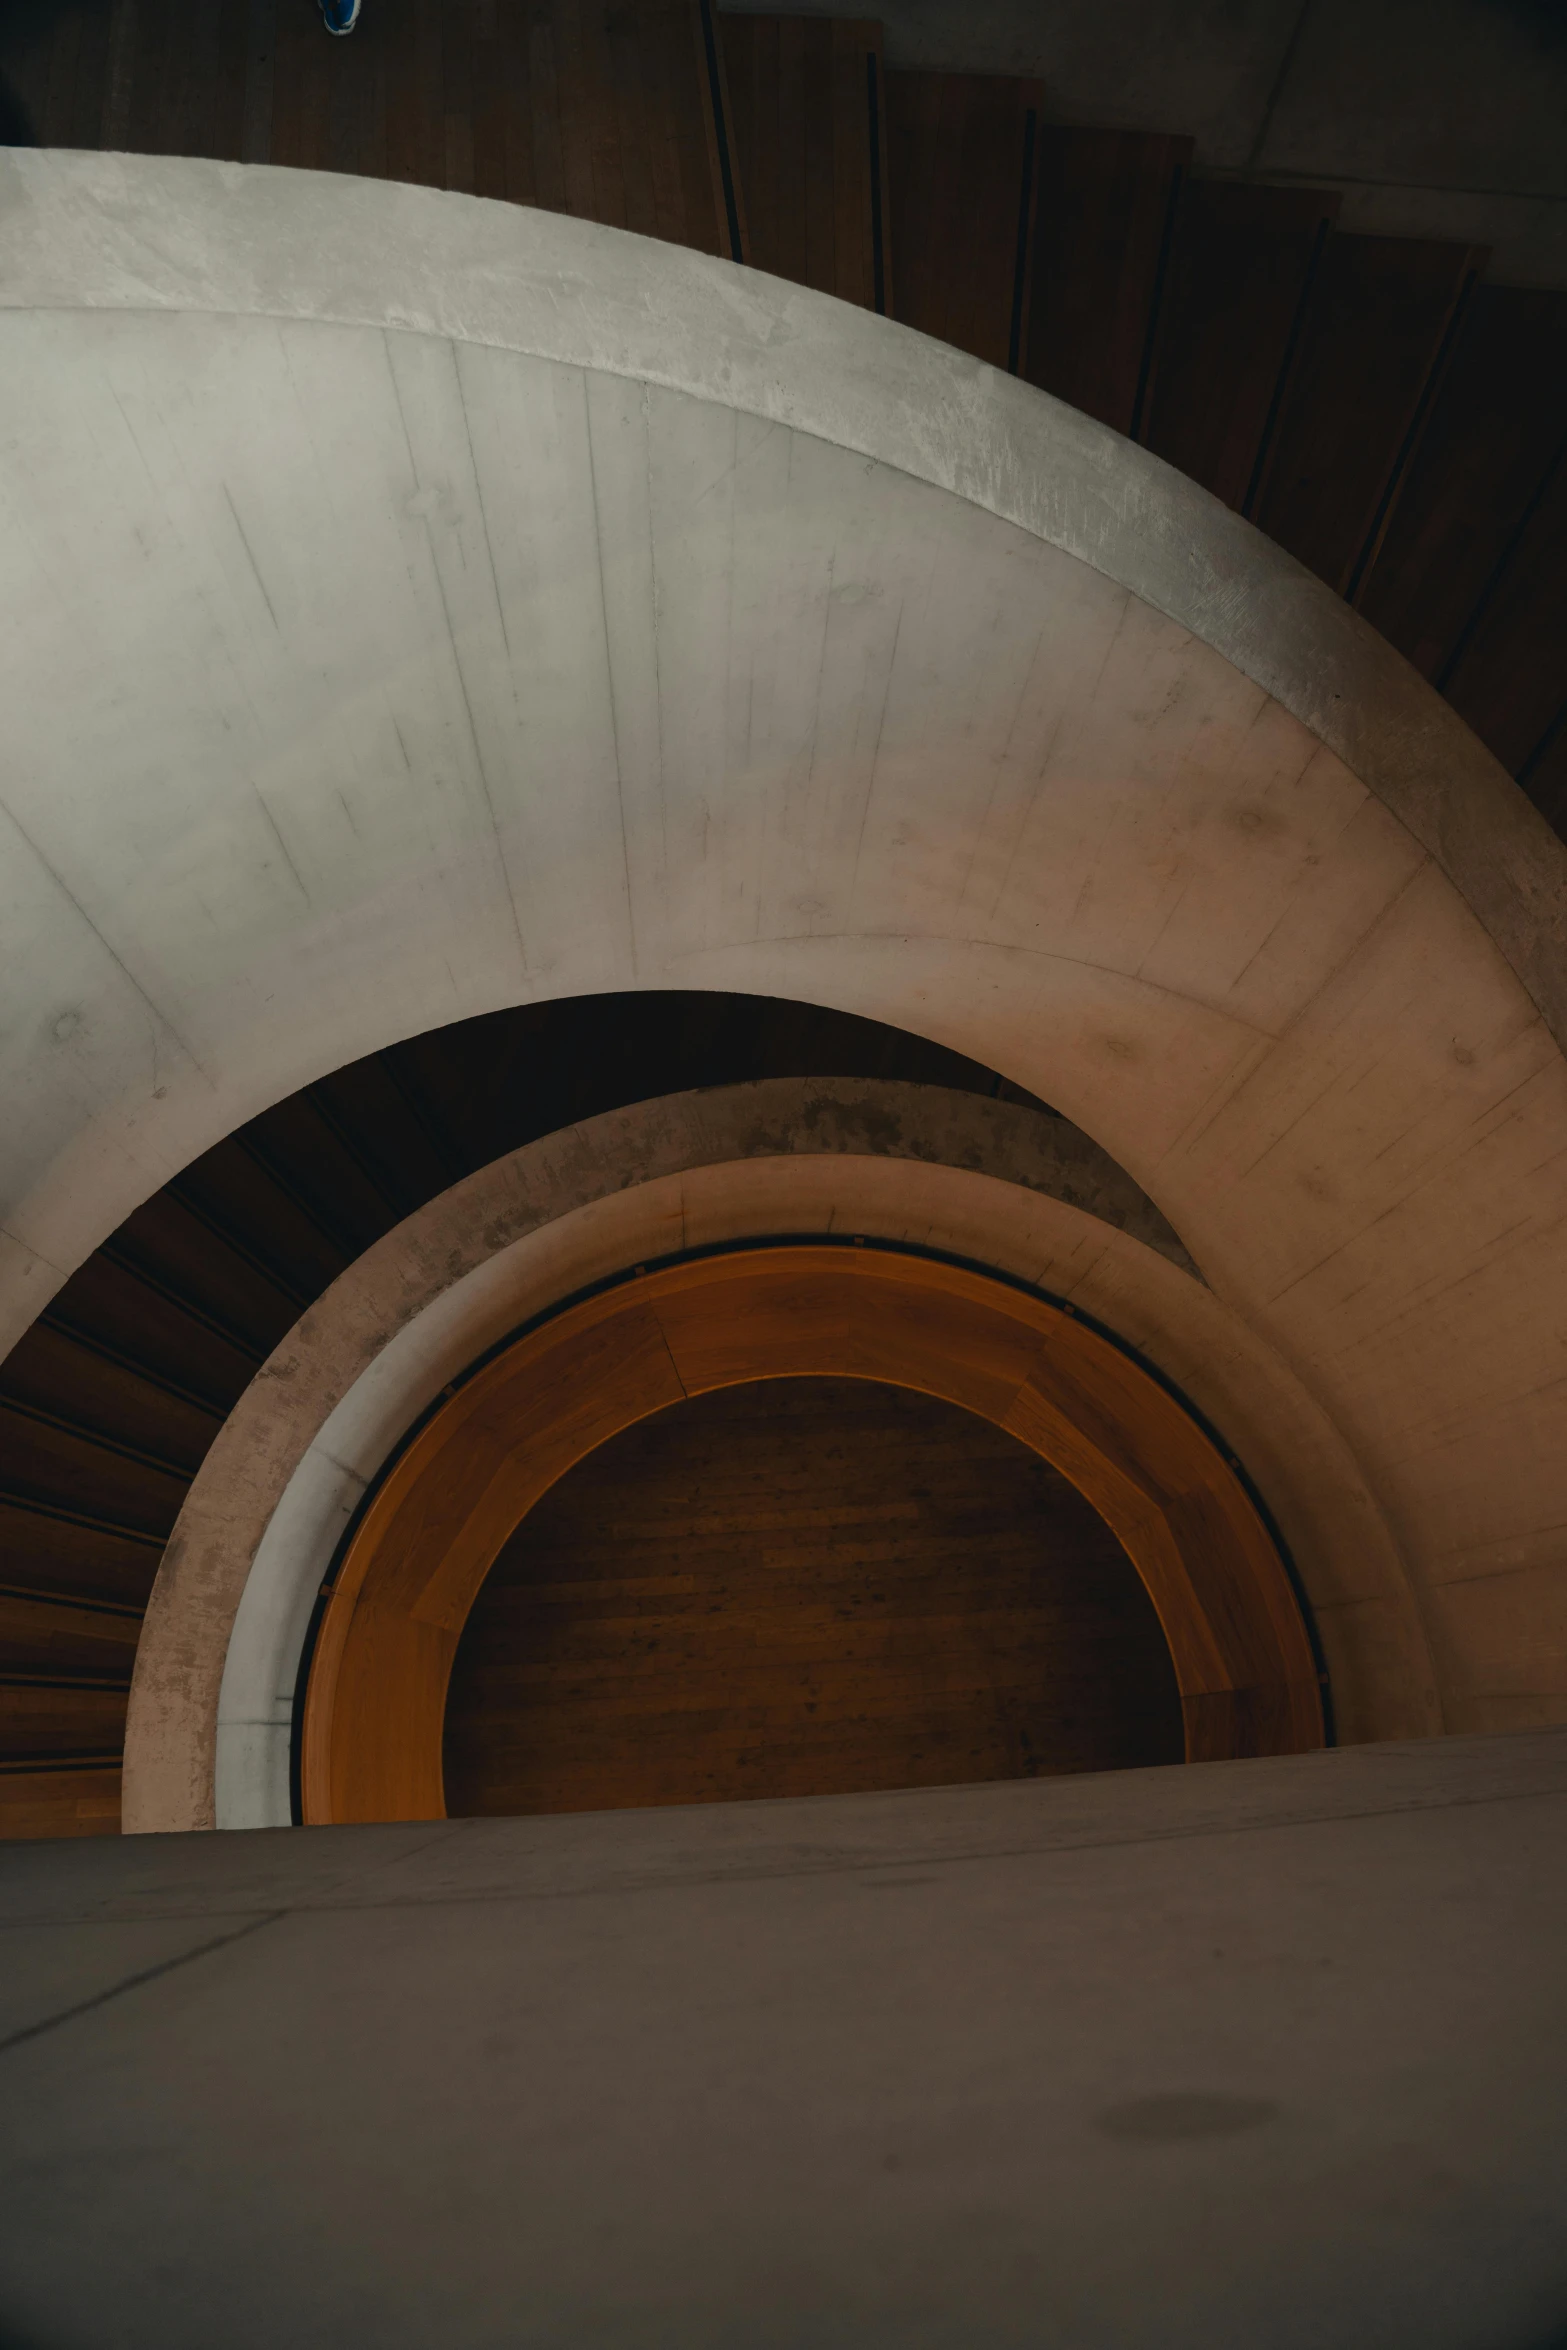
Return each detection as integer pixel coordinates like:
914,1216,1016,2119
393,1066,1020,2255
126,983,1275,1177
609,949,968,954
8,156,1567,1748
301,1246,1324,1823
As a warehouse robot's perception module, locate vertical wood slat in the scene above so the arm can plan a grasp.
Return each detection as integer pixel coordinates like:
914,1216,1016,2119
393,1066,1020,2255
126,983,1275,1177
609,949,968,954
519,3,563,208
355,0,390,177
119,0,172,154
469,0,507,198
98,0,140,146
693,0,747,260
885,69,1042,369
1442,454,1567,782
441,0,476,192
241,0,276,162
265,0,305,166
689,0,735,252
1250,232,1485,598
61,0,117,146
492,0,535,202
297,0,340,170
547,0,596,217
1356,286,1567,681
0,26,32,142
721,15,883,304
611,2,662,238
416,0,449,185
489,0,728,258
1024,128,1192,437
325,3,378,183
379,0,425,183
1138,180,1340,510
177,0,219,154
323,0,370,171
557,0,613,222
0,2,64,143
177,0,235,157
1521,711,1567,835
801,20,835,287
39,0,87,147
867,33,890,314
831,14,883,304
160,0,201,156
209,0,253,156
268,0,551,194
664,0,719,248
727,14,785,269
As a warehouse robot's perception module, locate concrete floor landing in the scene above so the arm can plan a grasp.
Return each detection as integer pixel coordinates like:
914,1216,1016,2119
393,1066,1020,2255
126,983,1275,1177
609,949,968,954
2,1731,1567,2347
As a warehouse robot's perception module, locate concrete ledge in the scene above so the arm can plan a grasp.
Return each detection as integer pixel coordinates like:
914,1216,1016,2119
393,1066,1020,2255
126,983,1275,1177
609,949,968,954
3,1728,1566,2348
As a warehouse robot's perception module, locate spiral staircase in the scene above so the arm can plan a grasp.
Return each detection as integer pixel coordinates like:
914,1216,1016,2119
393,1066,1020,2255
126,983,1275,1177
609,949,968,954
1,0,1564,1836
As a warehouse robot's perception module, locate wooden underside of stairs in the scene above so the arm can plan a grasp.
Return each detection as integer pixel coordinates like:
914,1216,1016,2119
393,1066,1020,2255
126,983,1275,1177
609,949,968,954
0,0,1563,1833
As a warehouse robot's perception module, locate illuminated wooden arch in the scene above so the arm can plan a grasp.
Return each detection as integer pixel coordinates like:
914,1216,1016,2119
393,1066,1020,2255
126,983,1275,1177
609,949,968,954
301,1247,1325,1822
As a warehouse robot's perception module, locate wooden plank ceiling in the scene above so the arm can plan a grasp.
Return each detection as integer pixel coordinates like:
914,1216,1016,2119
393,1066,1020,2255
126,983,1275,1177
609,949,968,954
0,0,1564,1834
445,1376,1184,1817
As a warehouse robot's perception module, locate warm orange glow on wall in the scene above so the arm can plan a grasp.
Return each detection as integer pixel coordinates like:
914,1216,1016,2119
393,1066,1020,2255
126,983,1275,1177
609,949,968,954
301,1247,1323,1823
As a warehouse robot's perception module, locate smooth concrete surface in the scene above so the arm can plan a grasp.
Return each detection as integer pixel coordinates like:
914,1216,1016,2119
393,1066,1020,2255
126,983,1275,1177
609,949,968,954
3,154,1566,1753
5,1729,1567,2348
725,0,1567,285
123,1080,1431,1839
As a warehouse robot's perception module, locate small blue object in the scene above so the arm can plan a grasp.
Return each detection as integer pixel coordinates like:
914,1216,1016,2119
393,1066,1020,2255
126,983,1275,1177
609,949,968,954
318,0,360,32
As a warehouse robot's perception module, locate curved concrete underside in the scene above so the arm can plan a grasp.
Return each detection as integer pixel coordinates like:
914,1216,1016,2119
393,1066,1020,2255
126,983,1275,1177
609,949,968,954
4,151,1567,1751
120,1081,1419,1834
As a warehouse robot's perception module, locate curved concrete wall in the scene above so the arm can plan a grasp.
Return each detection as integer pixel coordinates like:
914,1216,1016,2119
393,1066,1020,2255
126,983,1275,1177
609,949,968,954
4,152,1566,1744
121,1082,1424,1835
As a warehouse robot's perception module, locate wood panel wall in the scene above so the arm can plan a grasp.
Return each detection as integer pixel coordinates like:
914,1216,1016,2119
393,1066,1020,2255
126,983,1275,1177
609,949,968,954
885,69,1039,368
1024,127,1191,438
722,13,888,308
1250,233,1484,598
0,994,1040,1837
1141,181,1340,516
444,1375,1185,1815
3,0,741,251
